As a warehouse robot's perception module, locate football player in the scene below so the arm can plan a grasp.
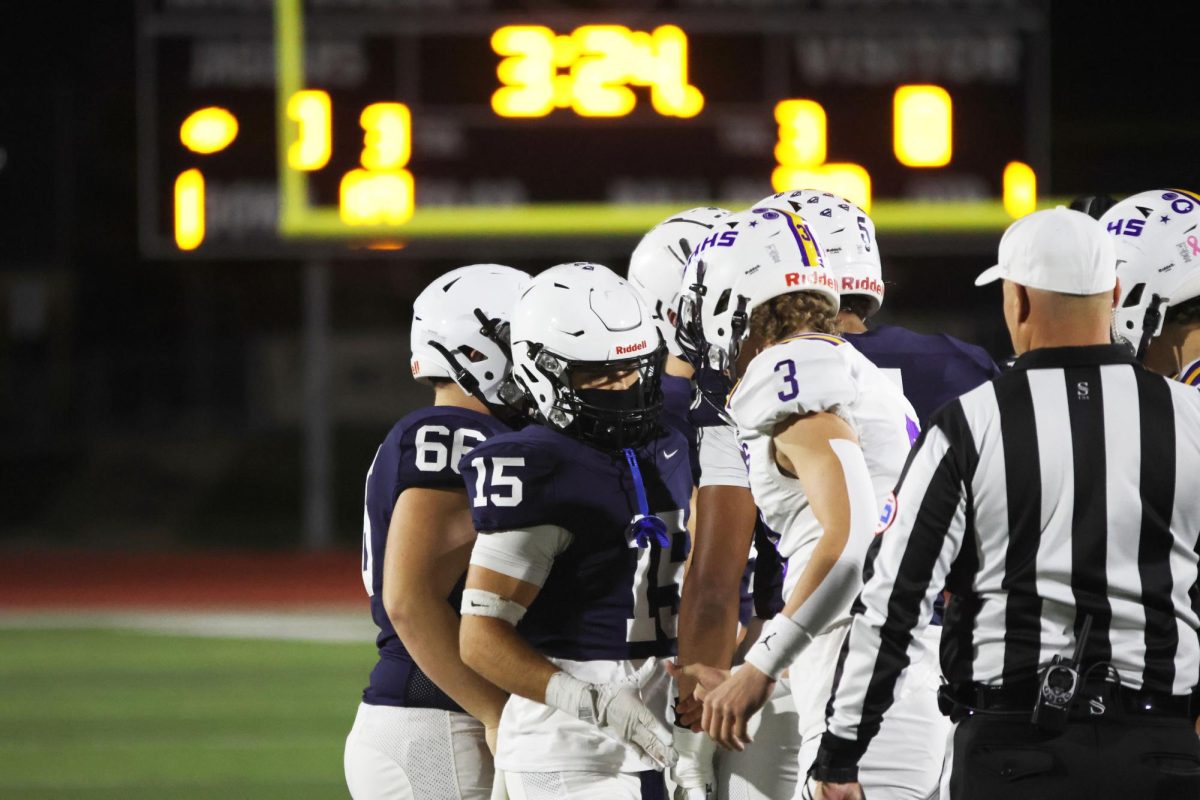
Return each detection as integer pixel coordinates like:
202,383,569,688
344,264,530,800
627,206,731,467
753,190,1000,425
670,206,947,799
458,263,691,799
629,207,793,799
1099,189,1200,386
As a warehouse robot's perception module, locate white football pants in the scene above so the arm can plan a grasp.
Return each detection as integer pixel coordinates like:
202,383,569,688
714,679,802,799
791,622,948,800
344,702,495,799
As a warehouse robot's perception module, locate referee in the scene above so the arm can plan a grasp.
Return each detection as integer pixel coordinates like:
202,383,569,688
808,207,1200,800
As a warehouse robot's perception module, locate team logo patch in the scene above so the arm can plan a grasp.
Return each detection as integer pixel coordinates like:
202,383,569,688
876,491,898,535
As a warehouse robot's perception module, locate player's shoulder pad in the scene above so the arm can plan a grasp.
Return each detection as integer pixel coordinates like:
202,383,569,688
390,406,510,488
729,334,856,434
459,427,563,532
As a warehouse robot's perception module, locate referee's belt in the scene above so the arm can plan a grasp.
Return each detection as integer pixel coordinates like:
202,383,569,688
939,681,1192,721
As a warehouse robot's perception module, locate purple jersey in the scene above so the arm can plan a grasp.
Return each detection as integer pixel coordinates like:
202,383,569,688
462,424,693,661
360,406,511,710
845,324,1000,425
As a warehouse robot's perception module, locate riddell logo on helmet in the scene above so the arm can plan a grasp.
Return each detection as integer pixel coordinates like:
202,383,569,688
616,340,647,355
784,272,837,290
841,277,884,295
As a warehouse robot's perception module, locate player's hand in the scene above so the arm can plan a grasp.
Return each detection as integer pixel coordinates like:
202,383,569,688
670,724,715,795
544,671,678,770
811,779,865,800
679,662,774,751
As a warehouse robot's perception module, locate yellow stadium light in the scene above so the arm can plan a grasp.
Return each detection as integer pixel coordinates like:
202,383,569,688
643,25,704,118
893,85,952,168
773,163,872,212
774,100,826,168
174,168,205,250
179,107,238,155
287,90,332,170
492,26,556,117
359,103,411,170
1003,161,1037,218
339,168,415,226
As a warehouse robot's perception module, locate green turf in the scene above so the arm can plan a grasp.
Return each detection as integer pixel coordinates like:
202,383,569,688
0,628,373,799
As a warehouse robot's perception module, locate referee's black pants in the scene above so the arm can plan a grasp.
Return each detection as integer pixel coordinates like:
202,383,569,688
947,716,1200,799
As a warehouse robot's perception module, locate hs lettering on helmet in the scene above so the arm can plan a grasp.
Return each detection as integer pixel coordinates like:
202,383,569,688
615,340,647,355
690,230,739,261
1106,218,1144,237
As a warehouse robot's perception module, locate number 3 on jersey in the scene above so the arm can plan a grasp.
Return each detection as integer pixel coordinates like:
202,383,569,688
471,456,525,507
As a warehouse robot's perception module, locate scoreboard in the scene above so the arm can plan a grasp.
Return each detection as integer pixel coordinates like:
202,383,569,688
137,0,1050,258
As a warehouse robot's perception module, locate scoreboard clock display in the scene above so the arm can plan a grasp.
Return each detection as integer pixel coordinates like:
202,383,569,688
137,0,1050,257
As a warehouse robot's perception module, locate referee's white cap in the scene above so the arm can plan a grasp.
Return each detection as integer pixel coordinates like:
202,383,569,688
975,206,1118,295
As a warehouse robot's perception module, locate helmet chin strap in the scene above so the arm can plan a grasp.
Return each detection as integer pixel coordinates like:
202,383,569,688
425,339,492,409
1135,293,1166,362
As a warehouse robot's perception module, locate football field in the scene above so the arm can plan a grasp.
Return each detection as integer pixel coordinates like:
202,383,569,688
0,625,371,799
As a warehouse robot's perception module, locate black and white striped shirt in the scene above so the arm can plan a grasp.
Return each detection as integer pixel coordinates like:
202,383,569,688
816,344,1200,771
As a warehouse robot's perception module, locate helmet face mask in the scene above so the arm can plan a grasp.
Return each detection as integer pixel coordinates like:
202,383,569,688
510,262,667,451
1099,189,1200,359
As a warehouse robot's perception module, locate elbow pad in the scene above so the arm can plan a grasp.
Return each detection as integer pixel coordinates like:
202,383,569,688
744,438,877,679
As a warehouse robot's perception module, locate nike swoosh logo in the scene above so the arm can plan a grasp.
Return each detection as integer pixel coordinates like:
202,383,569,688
663,449,679,459
469,601,485,607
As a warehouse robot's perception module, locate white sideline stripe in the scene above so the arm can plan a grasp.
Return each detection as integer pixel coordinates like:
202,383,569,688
0,609,376,643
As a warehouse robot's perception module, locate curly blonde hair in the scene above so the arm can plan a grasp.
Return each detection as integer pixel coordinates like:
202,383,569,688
748,291,838,344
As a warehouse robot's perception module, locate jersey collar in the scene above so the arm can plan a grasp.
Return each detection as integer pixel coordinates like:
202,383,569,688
1010,344,1139,371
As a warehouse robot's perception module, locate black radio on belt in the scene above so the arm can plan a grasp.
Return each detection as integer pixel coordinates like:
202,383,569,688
1031,615,1093,733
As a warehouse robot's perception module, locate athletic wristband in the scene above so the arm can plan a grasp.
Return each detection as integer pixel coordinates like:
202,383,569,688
544,671,593,721
744,614,814,679
460,588,528,625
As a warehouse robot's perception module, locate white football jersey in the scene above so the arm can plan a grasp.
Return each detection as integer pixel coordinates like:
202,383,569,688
728,333,918,601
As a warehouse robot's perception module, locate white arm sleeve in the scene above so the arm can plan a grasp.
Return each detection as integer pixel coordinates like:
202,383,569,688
744,438,878,678
697,423,750,489
468,524,573,587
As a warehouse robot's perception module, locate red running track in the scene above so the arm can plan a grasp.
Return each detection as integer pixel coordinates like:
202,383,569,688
0,550,366,608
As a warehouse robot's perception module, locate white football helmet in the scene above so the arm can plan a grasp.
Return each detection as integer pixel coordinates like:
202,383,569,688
510,262,666,449
753,190,883,316
676,206,838,381
1099,189,1200,357
627,207,732,356
410,264,532,406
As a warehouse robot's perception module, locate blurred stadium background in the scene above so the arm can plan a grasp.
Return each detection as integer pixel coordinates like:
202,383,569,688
0,0,1196,796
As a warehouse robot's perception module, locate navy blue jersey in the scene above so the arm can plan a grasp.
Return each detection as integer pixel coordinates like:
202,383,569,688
661,373,701,485
462,424,693,662
360,406,511,709
751,522,786,620
845,324,1000,426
